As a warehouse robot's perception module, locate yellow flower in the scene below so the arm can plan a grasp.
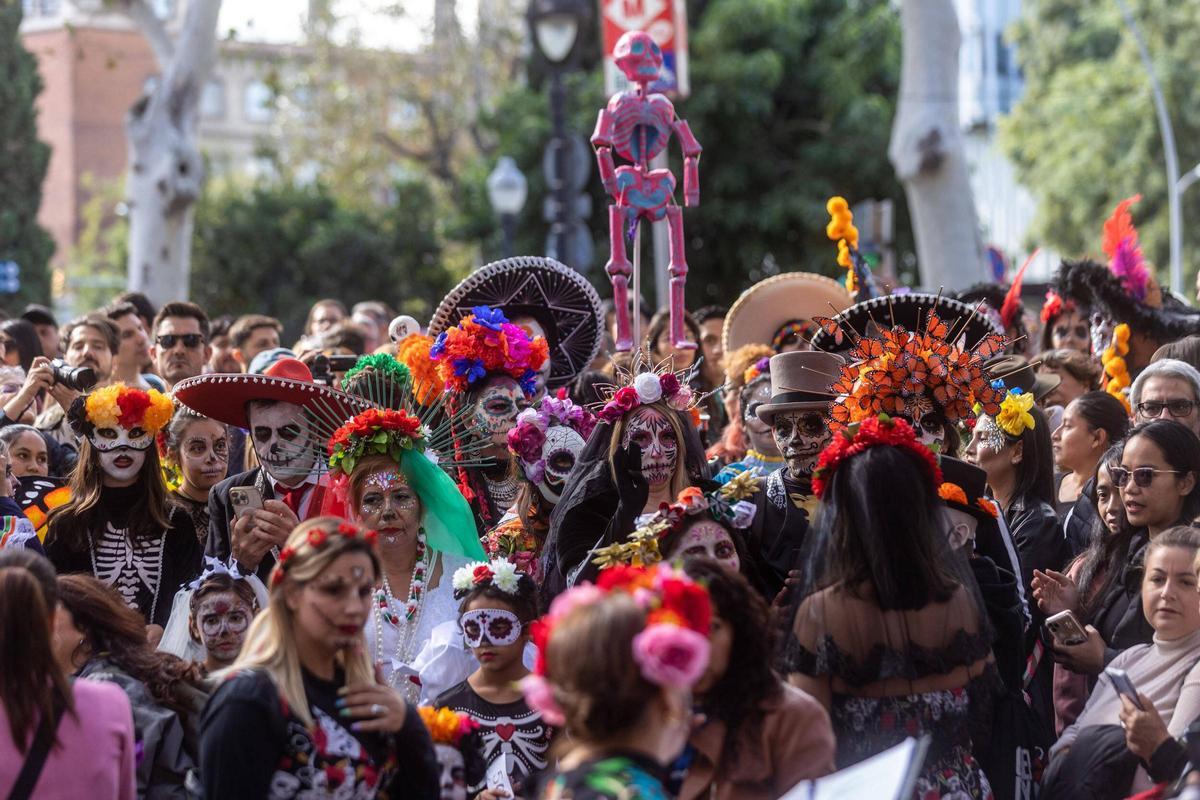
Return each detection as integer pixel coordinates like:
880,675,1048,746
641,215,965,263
996,390,1035,437
144,391,175,435
826,196,849,215
1114,323,1131,346
85,385,123,429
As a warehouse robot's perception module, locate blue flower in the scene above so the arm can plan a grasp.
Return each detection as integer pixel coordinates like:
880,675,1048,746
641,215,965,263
430,331,448,359
518,369,538,397
1009,386,1025,396
990,378,1006,392
452,357,487,385
470,306,508,331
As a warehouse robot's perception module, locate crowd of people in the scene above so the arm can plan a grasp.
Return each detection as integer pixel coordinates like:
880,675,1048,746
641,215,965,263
5,195,1200,800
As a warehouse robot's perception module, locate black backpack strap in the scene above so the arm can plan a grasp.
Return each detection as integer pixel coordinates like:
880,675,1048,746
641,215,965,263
7,700,66,800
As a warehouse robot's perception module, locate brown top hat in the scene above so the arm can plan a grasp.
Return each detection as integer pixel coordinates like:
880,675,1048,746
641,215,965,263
984,355,1061,403
756,351,845,423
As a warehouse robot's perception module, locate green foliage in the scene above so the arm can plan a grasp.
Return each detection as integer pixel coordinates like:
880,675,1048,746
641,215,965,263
0,1,55,305
61,175,128,314
1000,0,1200,283
190,178,457,339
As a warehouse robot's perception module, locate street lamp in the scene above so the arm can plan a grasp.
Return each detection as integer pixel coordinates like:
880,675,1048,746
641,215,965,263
487,157,528,258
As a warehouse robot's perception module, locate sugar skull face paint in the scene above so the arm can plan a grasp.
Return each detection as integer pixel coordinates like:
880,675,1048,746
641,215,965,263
621,405,679,487
90,424,152,484
668,519,740,573
537,424,586,503
192,590,253,666
435,743,467,800
248,401,317,483
772,411,831,479
740,379,779,456
472,376,528,454
356,469,421,543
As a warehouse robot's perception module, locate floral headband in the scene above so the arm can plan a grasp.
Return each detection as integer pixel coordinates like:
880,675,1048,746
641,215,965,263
521,564,711,726
811,414,943,499
451,558,525,599
976,387,1036,451
507,389,596,484
340,353,412,392
591,471,761,569
81,384,174,435
1040,290,1075,324
430,306,549,397
418,706,479,748
938,482,1000,519
597,370,694,424
327,408,429,475
742,356,771,386
271,521,378,587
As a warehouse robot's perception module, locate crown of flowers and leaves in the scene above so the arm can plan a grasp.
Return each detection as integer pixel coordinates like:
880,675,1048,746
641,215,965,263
451,557,528,599
590,471,761,569
815,309,1010,432
418,706,480,748
429,306,549,397
270,521,378,587
82,383,174,434
742,356,771,386
327,408,429,475
811,414,943,499
596,353,698,425
340,353,412,392
521,563,712,726
507,389,597,484
483,518,542,579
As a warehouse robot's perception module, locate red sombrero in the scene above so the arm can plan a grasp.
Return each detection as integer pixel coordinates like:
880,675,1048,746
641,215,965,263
173,358,370,430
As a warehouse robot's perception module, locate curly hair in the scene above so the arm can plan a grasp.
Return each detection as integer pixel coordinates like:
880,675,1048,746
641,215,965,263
682,558,781,763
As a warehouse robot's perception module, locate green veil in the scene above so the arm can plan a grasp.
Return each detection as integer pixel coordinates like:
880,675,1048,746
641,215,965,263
397,449,485,560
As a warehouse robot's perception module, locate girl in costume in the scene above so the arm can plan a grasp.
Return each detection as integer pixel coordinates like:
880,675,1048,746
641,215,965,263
44,384,201,628
706,346,781,480
1040,289,1092,355
490,392,595,578
418,706,487,800
436,559,553,797
430,306,550,532
158,555,265,672
523,564,713,800
162,405,230,544
200,517,440,799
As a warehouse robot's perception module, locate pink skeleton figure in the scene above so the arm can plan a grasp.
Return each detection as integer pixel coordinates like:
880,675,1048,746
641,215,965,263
591,31,702,352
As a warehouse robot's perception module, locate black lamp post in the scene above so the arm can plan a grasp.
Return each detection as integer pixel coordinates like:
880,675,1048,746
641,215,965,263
487,157,528,258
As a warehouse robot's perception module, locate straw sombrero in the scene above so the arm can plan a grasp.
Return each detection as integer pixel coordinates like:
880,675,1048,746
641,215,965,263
722,272,852,354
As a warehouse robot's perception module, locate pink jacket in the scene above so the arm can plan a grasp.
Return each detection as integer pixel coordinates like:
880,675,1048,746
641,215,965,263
679,683,836,800
0,678,136,800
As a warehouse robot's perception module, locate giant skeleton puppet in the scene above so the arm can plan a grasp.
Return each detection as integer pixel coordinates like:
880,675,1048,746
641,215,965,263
174,358,369,581
593,31,702,351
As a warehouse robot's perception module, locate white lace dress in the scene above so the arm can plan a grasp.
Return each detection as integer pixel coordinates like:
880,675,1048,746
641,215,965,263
365,551,477,705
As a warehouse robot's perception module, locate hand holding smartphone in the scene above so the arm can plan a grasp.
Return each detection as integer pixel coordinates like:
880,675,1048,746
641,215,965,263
230,486,265,518
1106,667,1145,711
1045,610,1089,647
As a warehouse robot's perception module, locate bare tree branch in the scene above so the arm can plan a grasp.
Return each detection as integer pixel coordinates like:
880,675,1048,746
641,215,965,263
112,0,174,70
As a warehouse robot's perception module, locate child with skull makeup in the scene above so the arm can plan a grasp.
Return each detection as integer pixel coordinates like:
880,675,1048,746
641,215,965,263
45,384,202,629
436,560,552,798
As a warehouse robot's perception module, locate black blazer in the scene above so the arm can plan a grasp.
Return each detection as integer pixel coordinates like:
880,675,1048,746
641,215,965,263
205,467,276,581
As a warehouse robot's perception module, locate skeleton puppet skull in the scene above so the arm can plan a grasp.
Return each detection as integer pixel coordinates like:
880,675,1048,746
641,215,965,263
90,420,155,484
621,405,679,487
247,400,317,485
771,410,831,481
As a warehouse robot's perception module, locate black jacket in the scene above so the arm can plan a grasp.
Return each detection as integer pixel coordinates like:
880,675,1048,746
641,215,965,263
205,468,276,582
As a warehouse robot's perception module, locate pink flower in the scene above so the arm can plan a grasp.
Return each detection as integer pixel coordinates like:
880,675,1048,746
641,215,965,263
520,674,565,726
631,624,711,687
613,386,640,411
667,386,692,411
547,584,604,621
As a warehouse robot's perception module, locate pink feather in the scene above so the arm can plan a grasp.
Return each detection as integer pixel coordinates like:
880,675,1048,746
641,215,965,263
1102,195,1149,301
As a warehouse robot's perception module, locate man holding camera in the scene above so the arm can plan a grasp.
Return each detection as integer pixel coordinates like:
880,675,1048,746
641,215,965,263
32,313,116,448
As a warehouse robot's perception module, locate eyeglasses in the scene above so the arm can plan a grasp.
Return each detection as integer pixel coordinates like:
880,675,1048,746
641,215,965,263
1109,466,1184,488
460,608,523,647
156,333,205,349
1136,400,1197,419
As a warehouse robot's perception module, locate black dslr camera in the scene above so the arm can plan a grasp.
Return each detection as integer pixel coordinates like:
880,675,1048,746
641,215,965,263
310,354,359,388
49,359,98,391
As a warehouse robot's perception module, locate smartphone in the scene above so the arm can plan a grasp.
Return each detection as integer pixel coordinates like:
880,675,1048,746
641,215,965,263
230,486,265,518
1045,610,1089,646
1106,667,1145,710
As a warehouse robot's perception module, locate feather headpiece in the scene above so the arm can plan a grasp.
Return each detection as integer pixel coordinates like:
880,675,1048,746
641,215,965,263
1102,194,1150,302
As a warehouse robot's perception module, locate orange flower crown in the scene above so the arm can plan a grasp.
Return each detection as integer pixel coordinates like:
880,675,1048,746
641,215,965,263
429,306,549,397
418,706,479,747
84,384,174,434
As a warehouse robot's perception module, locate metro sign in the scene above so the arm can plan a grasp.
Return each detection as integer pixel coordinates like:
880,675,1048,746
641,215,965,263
600,0,689,98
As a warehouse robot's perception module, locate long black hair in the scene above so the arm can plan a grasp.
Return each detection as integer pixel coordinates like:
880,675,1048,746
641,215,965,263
1011,404,1056,508
1076,444,1134,619
0,319,41,372
1122,419,1200,524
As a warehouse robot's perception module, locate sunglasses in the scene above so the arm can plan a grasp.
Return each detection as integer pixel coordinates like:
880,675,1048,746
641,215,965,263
156,333,205,349
1110,466,1184,488
460,608,523,647
1136,400,1197,419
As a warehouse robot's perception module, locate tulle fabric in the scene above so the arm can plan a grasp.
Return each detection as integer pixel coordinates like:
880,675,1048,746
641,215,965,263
157,573,269,663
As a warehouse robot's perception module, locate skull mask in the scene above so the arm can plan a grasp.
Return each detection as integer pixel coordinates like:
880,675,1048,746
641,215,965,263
434,743,468,800
90,423,154,484
247,400,317,484
906,408,948,453
772,410,831,481
621,405,679,487
536,424,586,503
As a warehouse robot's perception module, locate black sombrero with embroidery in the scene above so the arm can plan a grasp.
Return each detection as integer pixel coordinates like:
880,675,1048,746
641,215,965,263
810,293,1004,354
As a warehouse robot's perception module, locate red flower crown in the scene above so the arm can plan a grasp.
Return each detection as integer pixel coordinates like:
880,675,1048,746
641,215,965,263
811,415,943,499
1040,289,1075,324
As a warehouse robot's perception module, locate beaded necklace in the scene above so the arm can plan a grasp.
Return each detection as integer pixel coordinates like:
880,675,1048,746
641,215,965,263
372,530,431,703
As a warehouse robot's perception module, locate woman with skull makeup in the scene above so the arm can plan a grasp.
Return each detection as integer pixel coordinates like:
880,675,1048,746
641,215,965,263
162,406,230,544
707,345,783,481
45,385,203,630
157,555,266,672
430,307,550,532
199,517,440,800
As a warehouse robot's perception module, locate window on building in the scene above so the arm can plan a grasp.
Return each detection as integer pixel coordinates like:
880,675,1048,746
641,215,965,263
243,80,274,123
22,0,62,17
200,79,226,120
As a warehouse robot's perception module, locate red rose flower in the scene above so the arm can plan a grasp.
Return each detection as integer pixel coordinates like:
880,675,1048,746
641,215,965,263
337,522,359,538
658,373,680,396
307,528,329,547
613,386,640,411
472,565,494,584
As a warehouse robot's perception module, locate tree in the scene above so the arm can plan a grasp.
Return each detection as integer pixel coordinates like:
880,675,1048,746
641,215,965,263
1000,0,1200,282
0,0,55,305
888,0,984,291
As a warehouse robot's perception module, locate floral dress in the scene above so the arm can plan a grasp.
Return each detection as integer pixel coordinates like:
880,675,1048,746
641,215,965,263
537,752,670,800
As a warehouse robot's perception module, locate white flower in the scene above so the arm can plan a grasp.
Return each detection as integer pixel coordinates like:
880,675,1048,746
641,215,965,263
516,407,540,427
491,559,521,594
452,563,481,593
634,372,663,404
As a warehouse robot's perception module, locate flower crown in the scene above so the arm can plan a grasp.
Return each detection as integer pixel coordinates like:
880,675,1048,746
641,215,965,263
995,387,1035,438
1040,290,1075,324
521,564,711,726
937,482,1000,520
270,521,378,587
340,353,412,392
395,333,445,405
742,356,771,386
451,558,526,599
418,706,479,748
85,384,174,433
327,408,428,475
597,369,694,424
591,471,761,569
811,414,943,499
483,520,541,579
430,306,549,397
507,389,596,484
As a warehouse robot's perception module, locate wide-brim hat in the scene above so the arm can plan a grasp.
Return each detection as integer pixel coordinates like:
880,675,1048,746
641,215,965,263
174,358,369,430
984,355,1061,404
428,256,603,389
723,272,852,353
757,351,846,422
939,457,998,524
810,293,1004,354
1056,258,1200,342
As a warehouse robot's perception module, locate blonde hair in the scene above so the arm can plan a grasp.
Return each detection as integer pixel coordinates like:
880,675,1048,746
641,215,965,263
226,516,380,726
607,400,690,498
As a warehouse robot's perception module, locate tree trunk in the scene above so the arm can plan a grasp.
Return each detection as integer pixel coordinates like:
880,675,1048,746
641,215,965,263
888,0,984,291
121,0,222,305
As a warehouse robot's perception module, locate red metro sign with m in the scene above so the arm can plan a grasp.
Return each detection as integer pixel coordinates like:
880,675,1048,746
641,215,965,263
599,0,690,98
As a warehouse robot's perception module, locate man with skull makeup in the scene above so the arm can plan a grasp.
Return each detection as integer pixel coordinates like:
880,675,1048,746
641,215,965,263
174,358,369,582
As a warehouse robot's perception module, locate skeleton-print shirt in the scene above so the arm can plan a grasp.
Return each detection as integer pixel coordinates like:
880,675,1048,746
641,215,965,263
436,680,554,796
200,668,439,800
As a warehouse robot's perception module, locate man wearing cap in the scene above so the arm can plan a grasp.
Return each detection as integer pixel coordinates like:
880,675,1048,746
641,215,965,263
174,358,366,581
21,304,60,359
748,350,844,598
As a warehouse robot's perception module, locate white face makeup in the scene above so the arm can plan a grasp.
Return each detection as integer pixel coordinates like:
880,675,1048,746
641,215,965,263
621,406,679,487
740,379,778,456
472,376,527,452
772,411,831,480
247,401,317,483
192,590,253,665
90,423,153,483
435,743,467,800
537,424,586,503
356,469,421,542
668,519,741,572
